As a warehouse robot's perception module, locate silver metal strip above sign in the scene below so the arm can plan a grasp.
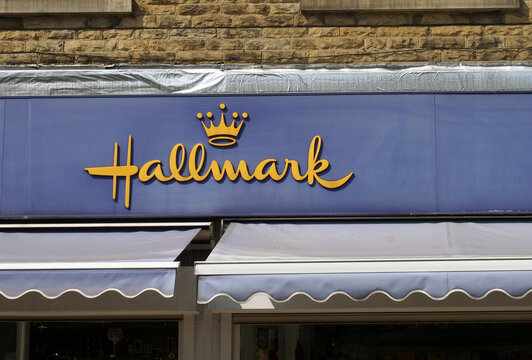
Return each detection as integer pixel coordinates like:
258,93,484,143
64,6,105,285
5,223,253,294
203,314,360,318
0,222,211,229
1,65,532,96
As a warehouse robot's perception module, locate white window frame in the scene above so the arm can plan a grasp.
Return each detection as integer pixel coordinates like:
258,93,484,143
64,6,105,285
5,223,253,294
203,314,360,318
301,0,520,11
0,0,132,15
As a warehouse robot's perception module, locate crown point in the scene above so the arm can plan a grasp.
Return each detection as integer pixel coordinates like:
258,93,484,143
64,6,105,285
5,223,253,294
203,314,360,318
232,112,239,119
197,113,203,119
219,103,226,110
207,112,213,118
242,112,249,119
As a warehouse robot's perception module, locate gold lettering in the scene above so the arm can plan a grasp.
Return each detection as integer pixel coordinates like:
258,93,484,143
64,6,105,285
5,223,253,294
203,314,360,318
209,160,253,182
169,144,192,182
306,135,353,189
87,135,353,208
285,159,307,181
138,160,173,182
254,159,288,181
85,135,138,209
189,144,209,181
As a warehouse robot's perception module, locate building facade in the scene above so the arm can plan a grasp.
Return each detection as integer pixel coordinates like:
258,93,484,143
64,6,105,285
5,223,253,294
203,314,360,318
1,1,532,360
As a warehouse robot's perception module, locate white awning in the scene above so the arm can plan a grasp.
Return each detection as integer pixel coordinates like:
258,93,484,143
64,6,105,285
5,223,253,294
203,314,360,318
196,222,532,303
0,228,200,299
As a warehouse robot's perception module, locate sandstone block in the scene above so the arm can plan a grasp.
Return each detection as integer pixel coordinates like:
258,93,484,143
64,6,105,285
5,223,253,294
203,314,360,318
174,50,223,64
0,53,38,65
517,49,532,60
137,29,168,39
231,14,293,27
191,14,231,27
291,38,320,50
504,35,532,48
220,28,262,39
244,38,290,50
64,40,116,52
308,27,339,37
523,24,532,35
223,50,261,63
103,29,135,39
476,49,518,61
270,3,299,14
419,36,466,49
146,5,176,14
222,3,270,15
118,16,144,28
76,51,131,64
178,4,219,15
152,15,191,27
307,50,373,64
377,26,428,37
430,25,482,36
485,25,523,35
150,39,205,51
319,37,364,49
0,30,36,40
340,27,375,37
374,50,419,62
414,50,442,62
0,40,24,52
387,37,417,49
221,3,249,14
25,40,62,52
39,54,76,64
442,49,476,61
130,51,175,63
465,36,503,49
263,27,307,38
263,50,308,64
78,30,104,40
45,30,76,39
205,39,243,50
116,40,148,52
294,13,324,26
364,38,387,50
171,28,217,38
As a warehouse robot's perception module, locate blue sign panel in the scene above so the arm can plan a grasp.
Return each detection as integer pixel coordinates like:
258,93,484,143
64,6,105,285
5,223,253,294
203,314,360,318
0,93,531,218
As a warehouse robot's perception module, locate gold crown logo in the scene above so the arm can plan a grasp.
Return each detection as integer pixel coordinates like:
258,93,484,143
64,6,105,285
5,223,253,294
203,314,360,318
196,103,248,147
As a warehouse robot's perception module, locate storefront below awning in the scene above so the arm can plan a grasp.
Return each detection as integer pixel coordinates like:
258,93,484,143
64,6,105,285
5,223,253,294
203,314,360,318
195,222,532,304
0,228,200,299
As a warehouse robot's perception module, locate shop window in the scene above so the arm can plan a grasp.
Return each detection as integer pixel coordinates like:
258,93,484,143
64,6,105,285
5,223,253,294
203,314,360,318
241,323,532,359
300,0,520,11
0,322,16,360
0,0,132,15
29,321,178,360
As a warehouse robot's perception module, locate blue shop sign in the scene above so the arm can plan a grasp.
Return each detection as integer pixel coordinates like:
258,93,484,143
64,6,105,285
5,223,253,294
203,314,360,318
0,93,531,218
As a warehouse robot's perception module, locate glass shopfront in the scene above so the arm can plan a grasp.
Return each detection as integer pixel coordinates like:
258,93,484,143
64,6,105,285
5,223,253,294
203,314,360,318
241,323,532,360
0,322,17,360
29,321,179,360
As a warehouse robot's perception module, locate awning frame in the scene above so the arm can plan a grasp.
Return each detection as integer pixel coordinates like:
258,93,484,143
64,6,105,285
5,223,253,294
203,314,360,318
0,262,180,271
195,258,532,275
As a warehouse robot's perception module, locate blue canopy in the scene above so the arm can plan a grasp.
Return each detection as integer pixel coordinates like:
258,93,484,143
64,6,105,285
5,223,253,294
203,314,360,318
0,229,199,299
196,222,532,303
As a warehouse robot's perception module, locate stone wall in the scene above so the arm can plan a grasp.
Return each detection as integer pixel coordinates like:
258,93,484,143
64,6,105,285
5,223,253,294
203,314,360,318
0,0,531,65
